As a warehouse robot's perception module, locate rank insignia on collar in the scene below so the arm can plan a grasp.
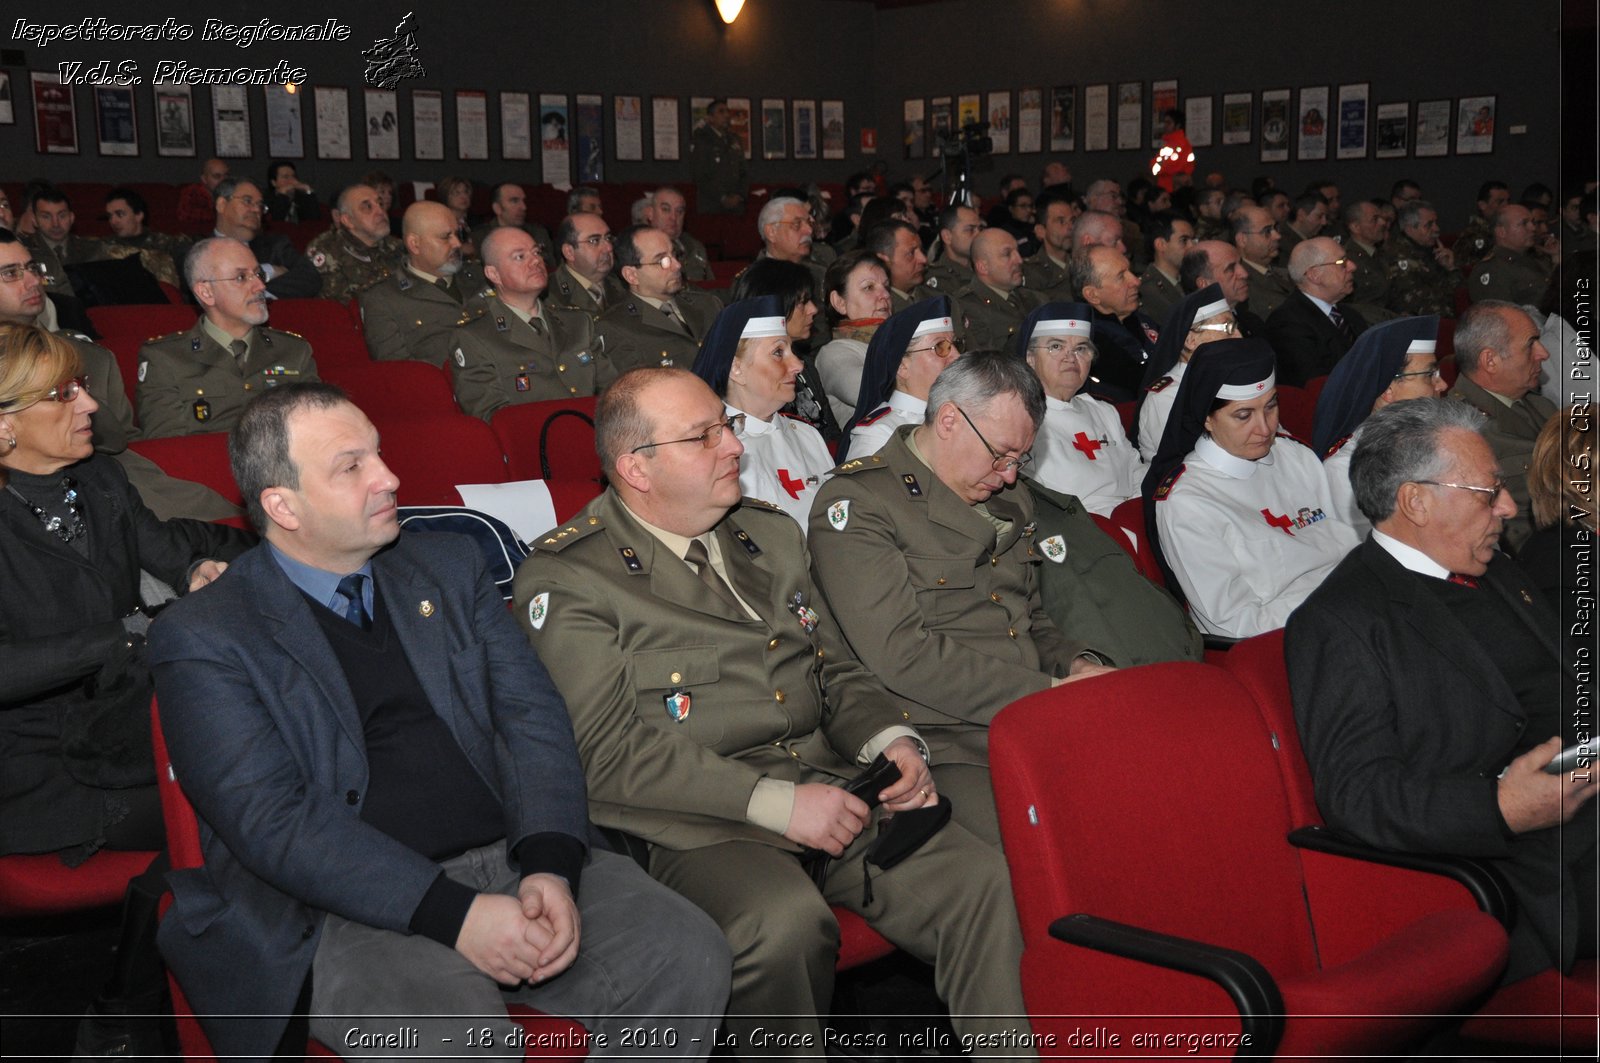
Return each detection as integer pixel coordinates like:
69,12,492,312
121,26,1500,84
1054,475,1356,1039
901,473,922,497
1022,521,1037,537
193,397,211,422
495,315,509,331
1039,535,1067,563
527,592,548,629
734,528,762,557
664,688,692,722
619,546,643,573
191,337,203,351
1520,589,1533,605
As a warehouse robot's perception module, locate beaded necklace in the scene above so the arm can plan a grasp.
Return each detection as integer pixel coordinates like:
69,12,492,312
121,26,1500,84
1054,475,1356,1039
6,476,85,543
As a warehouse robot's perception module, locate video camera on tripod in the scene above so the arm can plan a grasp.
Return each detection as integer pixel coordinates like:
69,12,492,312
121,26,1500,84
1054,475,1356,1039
935,121,994,207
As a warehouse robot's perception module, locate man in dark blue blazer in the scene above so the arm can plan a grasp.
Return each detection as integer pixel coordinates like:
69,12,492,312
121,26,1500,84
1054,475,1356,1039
1287,398,1596,987
1265,236,1370,387
149,383,729,1060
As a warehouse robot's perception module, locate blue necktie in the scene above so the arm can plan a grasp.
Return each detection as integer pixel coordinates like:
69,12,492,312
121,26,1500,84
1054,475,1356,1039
335,573,371,630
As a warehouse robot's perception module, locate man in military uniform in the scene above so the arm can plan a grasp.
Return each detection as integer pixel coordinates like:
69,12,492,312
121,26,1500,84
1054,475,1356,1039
1193,186,1229,242
925,203,982,293
1383,200,1460,318
549,213,628,317
690,98,748,215
1447,301,1555,553
104,187,191,288
136,237,318,439
1232,204,1296,319
467,182,556,267
1276,191,1328,261
305,183,404,301
23,188,109,299
1138,212,1195,326
645,186,714,284
515,367,1031,1056
809,352,1112,841
594,226,721,373
1020,191,1076,298
358,201,492,368
1074,245,1159,401
1468,205,1552,308
450,227,612,420
210,177,322,300
953,230,1041,357
1342,199,1397,323
1456,181,1512,268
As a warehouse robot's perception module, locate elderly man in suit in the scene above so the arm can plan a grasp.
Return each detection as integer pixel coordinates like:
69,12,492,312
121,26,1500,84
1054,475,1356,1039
1266,236,1370,387
148,383,729,1061
1287,397,1596,988
514,367,1032,1059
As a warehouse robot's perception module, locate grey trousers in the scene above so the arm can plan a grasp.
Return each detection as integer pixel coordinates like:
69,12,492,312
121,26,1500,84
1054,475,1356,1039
309,844,732,1061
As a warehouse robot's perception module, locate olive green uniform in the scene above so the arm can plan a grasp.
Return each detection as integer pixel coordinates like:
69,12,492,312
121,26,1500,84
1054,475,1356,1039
136,319,318,439
924,256,975,295
1381,231,1460,318
1242,259,1296,319
593,288,722,373
689,125,748,214
950,280,1043,355
673,231,715,284
1455,216,1496,267
1024,481,1201,666
1448,374,1557,553
357,266,493,368
1020,249,1072,299
306,228,404,301
467,221,557,267
23,233,109,297
449,296,613,420
1137,265,1183,326
1467,248,1552,308
548,262,629,319
515,491,1029,1057
1343,240,1398,324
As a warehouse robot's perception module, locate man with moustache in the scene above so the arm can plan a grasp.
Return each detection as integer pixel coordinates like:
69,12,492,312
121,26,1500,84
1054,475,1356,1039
136,237,319,439
359,201,493,368
549,213,628,317
594,226,723,374
306,183,405,301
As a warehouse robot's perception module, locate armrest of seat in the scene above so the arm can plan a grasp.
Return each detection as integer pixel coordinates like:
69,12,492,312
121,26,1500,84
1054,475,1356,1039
1201,633,1241,652
1289,826,1513,923
1049,913,1282,1057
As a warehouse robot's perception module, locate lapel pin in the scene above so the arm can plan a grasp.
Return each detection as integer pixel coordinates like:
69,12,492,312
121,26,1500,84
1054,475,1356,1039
418,600,435,617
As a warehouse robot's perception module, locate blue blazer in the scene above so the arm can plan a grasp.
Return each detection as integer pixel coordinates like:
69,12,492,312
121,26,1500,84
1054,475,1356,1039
148,531,590,1061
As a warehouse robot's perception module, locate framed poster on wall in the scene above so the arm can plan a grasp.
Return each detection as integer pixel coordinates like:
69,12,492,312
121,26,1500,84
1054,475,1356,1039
1336,82,1370,159
1414,99,1450,157
31,72,78,154
155,84,196,158
760,98,786,161
1374,101,1409,159
214,85,254,159
314,86,351,160
1259,88,1291,162
94,85,138,157
264,84,302,158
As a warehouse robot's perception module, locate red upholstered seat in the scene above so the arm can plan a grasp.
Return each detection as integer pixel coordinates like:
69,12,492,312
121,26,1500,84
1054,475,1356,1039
320,359,458,418
1273,383,1316,442
127,431,242,508
1105,495,1163,584
372,412,507,506
266,299,369,368
0,849,157,918
86,304,200,401
491,398,601,483
990,663,1509,1056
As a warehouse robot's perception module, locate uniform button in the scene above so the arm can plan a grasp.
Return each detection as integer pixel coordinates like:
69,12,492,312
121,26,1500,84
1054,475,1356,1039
990,592,1002,603
767,637,780,650
302,925,315,940
569,387,578,395
991,557,999,566
774,689,786,703
901,710,911,720
557,364,566,372
243,384,253,391
1008,628,1018,639
588,516,599,525
936,577,947,585
346,790,359,805
816,648,824,659
670,671,682,684
791,749,800,758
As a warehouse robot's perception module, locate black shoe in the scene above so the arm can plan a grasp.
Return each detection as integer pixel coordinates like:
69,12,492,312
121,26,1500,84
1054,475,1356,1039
72,1002,164,1061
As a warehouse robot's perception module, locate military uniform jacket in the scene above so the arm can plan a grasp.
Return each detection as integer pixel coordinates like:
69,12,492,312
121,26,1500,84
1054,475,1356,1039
593,288,721,374
136,320,319,439
1028,393,1141,517
1154,434,1361,638
807,427,1086,766
306,229,403,301
1381,232,1459,318
1468,248,1552,308
924,257,974,295
674,232,715,284
450,296,612,420
468,222,556,267
1021,251,1072,299
549,262,629,318
690,125,749,212
67,333,135,454
23,233,108,295
1137,267,1183,327
1455,217,1495,267
358,267,492,368
514,491,904,852
1448,375,1557,553
951,281,1042,356
1024,480,1202,668
1342,240,1394,316
1243,260,1296,319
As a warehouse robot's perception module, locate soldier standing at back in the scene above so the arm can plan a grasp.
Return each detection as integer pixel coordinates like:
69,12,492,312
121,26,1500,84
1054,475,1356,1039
358,201,492,367
306,184,404,301
690,99,749,215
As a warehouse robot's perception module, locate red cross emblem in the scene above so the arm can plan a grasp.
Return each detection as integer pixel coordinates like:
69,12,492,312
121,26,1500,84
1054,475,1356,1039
1072,432,1104,459
777,468,806,499
1261,509,1296,536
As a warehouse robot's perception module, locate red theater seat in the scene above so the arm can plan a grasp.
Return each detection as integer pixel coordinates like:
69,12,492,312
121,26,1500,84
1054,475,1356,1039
127,431,241,508
491,398,601,483
374,413,507,505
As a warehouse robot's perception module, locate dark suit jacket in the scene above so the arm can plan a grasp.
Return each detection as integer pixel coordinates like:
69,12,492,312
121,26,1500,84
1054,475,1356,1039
1087,308,1161,404
0,456,249,855
1286,539,1591,984
250,232,322,299
148,533,589,1059
1265,291,1369,387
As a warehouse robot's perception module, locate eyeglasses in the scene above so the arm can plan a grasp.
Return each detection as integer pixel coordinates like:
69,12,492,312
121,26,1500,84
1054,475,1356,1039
1191,320,1238,335
956,405,1032,473
1415,479,1507,504
639,252,678,269
1309,257,1349,271
574,233,616,248
197,267,268,286
225,193,264,212
0,261,51,284
0,376,89,412
1393,366,1443,381
631,414,746,454
1242,226,1276,237
772,218,810,232
906,338,961,359
1030,339,1092,359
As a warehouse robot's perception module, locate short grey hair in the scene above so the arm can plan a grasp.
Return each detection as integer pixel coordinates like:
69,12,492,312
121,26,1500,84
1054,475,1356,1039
1397,198,1435,231
183,236,244,294
758,195,804,236
1350,398,1486,524
566,185,601,214
1453,300,1519,374
926,349,1046,430
1286,238,1329,285
1071,209,1120,249
631,195,653,225
230,382,353,532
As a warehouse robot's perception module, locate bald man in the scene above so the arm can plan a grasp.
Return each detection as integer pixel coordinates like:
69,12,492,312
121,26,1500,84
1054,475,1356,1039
358,201,493,367
1265,237,1370,386
953,229,1043,355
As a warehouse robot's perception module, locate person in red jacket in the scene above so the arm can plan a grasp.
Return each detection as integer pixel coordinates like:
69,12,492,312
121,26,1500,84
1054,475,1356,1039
1150,109,1195,194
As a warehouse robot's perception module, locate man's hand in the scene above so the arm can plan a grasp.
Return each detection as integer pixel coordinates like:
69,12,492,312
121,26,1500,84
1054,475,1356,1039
1053,657,1117,686
188,560,228,591
785,783,868,855
878,736,936,812
517,874,580,983
1432,244,1456,271
455,894,543,985
1497,736,1600,833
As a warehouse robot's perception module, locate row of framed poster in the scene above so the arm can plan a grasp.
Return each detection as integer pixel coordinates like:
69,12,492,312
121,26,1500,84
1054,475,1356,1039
4,73,856,175
903,84,1499,161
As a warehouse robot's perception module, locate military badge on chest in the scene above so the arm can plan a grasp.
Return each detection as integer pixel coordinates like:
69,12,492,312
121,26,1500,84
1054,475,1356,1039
664,688,692,722
788,590,819,634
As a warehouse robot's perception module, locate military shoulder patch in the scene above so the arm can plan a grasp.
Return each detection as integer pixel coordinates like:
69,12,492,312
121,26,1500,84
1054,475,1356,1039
1324,434,1353,459
1153,463,1187,500
825,499,850,531
1146,375,1176,393
527,591,550,630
